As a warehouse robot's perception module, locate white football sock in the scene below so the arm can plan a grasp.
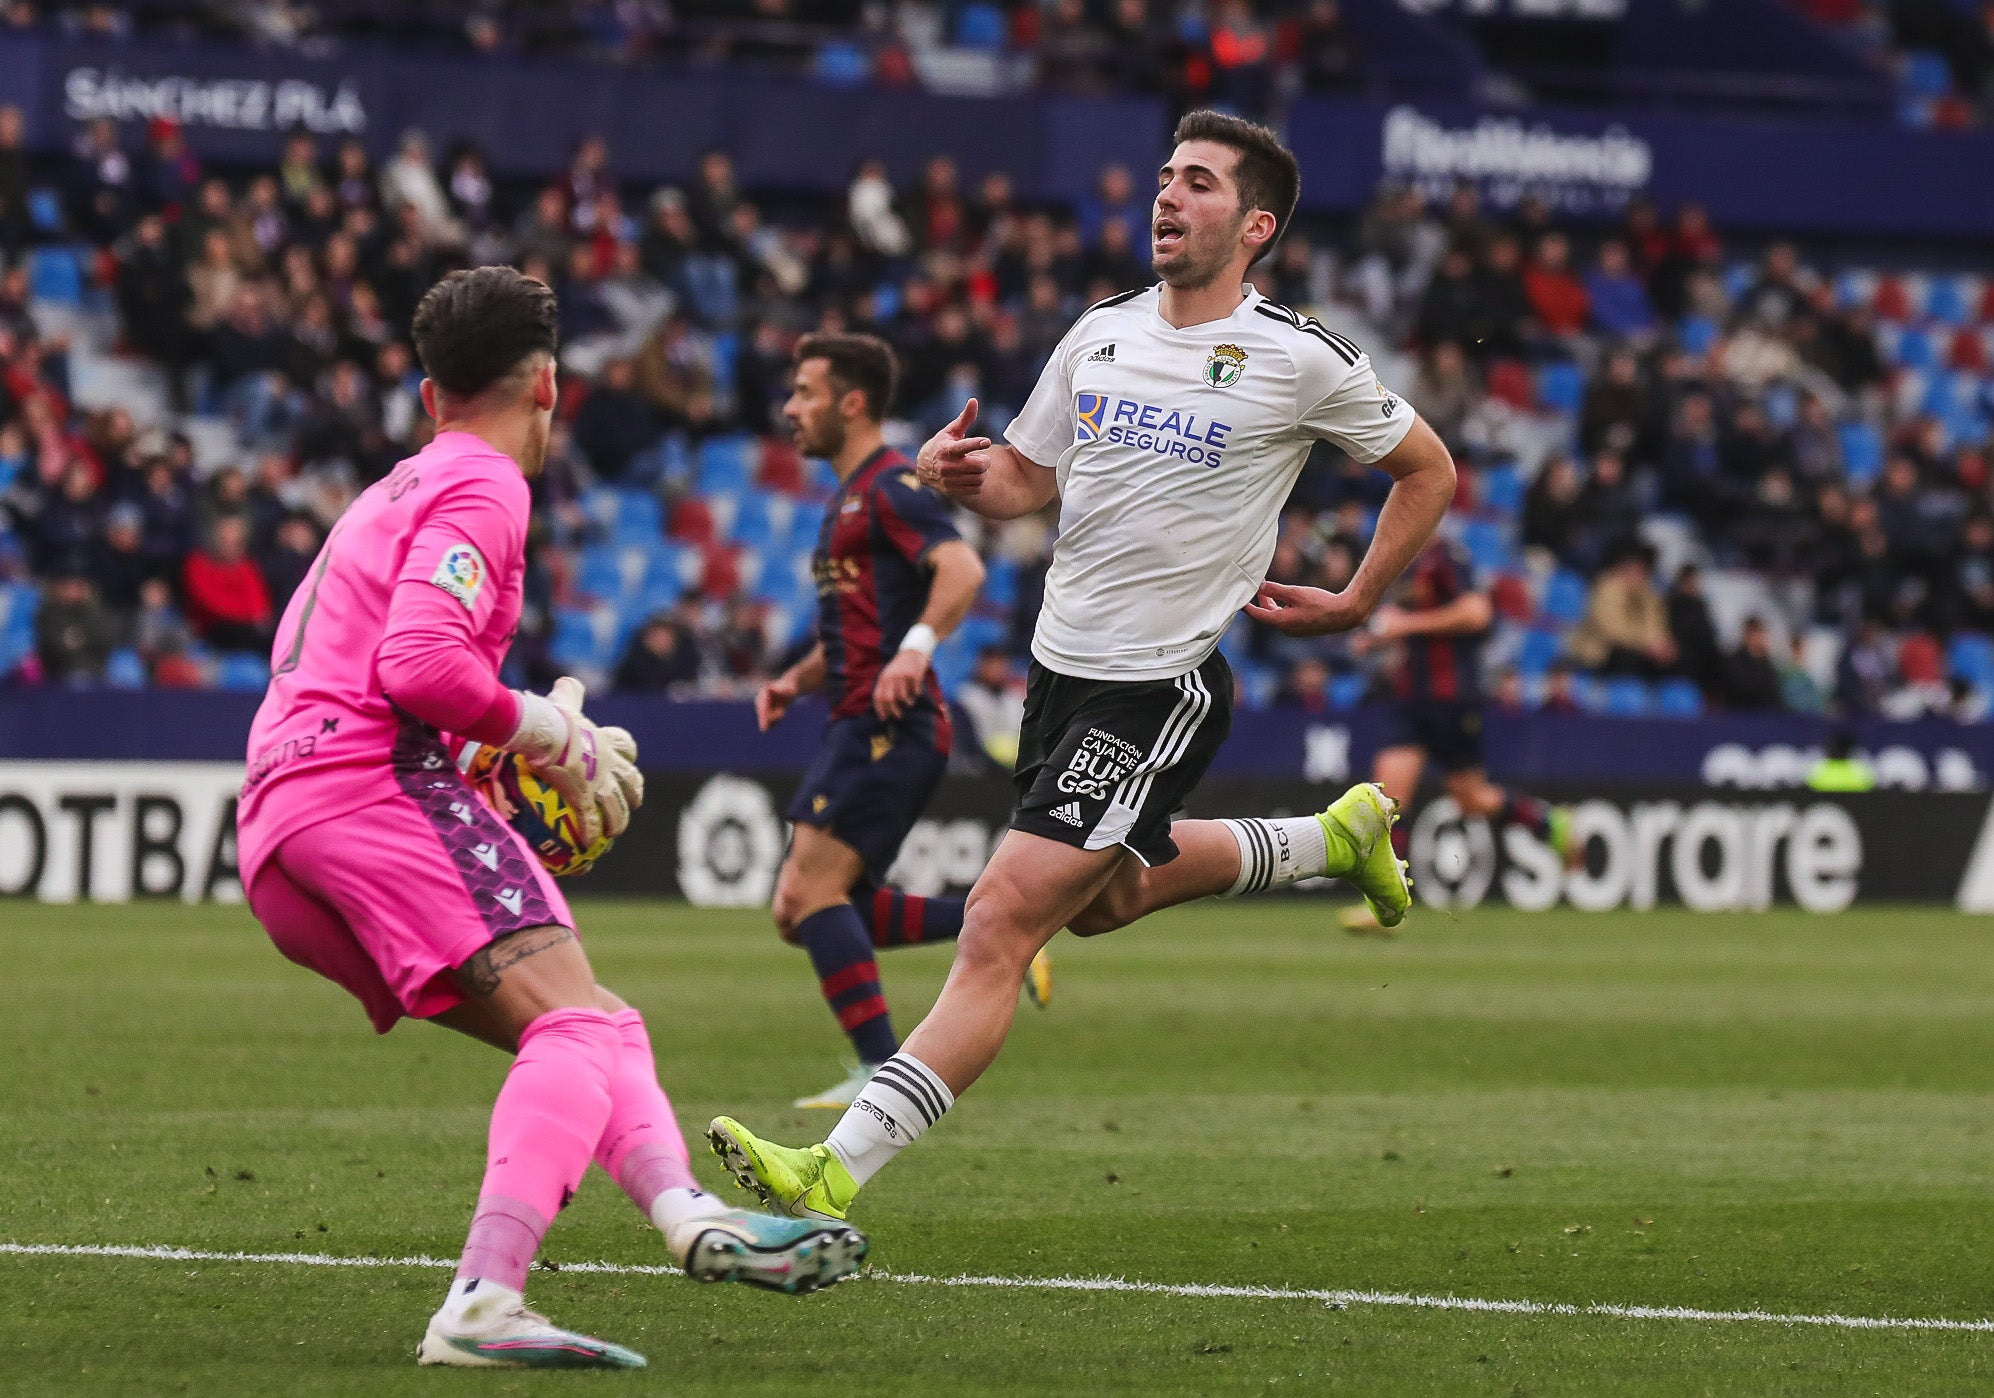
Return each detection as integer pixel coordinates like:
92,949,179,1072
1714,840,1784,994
824,1051,954,1186
437,1276,521,1327
1219,817,1330,896
648,1186,728,1234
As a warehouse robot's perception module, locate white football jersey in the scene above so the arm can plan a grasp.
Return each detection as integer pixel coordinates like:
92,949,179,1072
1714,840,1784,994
1005,284,1414,683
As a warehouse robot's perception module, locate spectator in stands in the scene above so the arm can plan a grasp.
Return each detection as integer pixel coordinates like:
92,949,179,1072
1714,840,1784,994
1569,543,1677,679
1779,632,1827,714
614,613,703,694
35,573,117,684
1836,617,1898,712
1543,661,1582,713
1410,341,1476,450
258,513,320,617
1523,231,1589,345
957,645,1026,767
1573,451,1641,572
1275,656,1333,714
1413,247,1482,352
1723,616,1785,710
93,501,151,614
1585,240,1656,341
847,159,912,259
572,357,657,481
1666,564,1725,698
1476,234,1532,359
31,459,104,578
1492,665,1526,715
0,105,29,267
1288,0,1360,92
1522,453,1585,566
181,514,271,654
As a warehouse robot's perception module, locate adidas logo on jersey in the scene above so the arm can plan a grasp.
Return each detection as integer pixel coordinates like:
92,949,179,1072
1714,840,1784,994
1087,344,1116,362
1049,802,1086,827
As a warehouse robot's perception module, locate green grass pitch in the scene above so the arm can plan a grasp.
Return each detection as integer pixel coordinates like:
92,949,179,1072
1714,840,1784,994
6,898,1994,1395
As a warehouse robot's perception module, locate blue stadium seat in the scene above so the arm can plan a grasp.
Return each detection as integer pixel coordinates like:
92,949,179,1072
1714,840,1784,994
1602,677,1649,717
1894,327,1938,371
1949,633,1994,688
813,41,871,86
611,488,662,544
955,2,1007,48
1540,569,1588,626
696,435,756,494
1927,277,1970,326
1722,263,1756,304
1902,50,1953,98
1654,678,1705,718
106,648,146,690
28,248,83,306
729,492,777,550
1478,463,1524,516
550,606,614,671
1238,661,1278,710
216,654,272,692
1838,420,1884,484
1328,673,1368,710
982,554,1019,609
1459,518,1514,575
1678,316,1718,356
27,188,62,234
577,544,628,601
1517,628,1563,676
1535,363,1584,415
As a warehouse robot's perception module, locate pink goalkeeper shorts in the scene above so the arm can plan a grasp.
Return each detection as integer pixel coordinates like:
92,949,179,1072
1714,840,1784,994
247,788,574,1034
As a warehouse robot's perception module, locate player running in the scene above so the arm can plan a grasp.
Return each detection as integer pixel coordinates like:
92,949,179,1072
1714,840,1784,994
236,268,865,1371
760,333,1050,1111
1339,538,1574,934
709,112,1456,1225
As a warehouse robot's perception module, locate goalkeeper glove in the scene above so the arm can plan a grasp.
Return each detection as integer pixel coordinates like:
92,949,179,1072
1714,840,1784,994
503,676,644,844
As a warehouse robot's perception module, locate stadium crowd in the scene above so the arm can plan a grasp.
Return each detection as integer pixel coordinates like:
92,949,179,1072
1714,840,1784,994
0,97,1991,731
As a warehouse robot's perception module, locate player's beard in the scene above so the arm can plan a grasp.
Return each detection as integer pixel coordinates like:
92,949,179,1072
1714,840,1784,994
1152,210,1248,290
517,406,552,477
793,413,844,461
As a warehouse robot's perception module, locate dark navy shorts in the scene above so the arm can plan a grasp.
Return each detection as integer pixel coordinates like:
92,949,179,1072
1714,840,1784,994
786,711,949,882
1379,699,1485,774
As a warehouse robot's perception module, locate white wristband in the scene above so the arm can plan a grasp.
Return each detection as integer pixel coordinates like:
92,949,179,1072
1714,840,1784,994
503,690,572,763
898,623,940,658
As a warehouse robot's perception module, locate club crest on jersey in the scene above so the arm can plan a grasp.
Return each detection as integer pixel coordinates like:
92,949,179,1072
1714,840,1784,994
1203,344,1247,389
430,542,487,612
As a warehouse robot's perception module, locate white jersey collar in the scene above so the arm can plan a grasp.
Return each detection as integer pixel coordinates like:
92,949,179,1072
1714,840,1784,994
1146,283,1264,338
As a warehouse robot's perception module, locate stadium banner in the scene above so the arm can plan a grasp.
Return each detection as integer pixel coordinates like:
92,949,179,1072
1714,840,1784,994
609,771,1994,912
0,759,1989,908
1,691,1991,789
13,36,1163,205
1286,96,1994,237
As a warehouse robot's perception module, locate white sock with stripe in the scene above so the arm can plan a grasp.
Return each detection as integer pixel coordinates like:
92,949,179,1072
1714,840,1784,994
824,1051,955,1187
1219,817,1331,896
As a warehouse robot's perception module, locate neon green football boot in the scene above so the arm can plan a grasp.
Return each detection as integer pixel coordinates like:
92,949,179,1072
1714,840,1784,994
709,1118,860,1223
1317,782,1412,930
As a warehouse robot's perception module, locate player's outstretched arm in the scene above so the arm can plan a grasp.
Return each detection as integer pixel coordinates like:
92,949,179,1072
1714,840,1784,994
757,643,826,731
1375,590,1495,640
1244,415,1456,637
915,398,1057,521
874,540,985,721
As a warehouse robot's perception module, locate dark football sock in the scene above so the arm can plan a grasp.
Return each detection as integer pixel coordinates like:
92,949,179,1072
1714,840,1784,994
1498,791,1554,840
793,903,898,1065
854,879,966,948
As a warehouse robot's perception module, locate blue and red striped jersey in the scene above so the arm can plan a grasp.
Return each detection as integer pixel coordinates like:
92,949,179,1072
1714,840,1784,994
1390,540,1486,703
813,446,960,734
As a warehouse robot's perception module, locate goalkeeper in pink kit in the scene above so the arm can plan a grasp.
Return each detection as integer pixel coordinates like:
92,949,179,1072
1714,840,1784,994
237,267,865,1370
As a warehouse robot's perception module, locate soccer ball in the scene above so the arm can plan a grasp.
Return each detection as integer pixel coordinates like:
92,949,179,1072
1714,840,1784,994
461,744,615,877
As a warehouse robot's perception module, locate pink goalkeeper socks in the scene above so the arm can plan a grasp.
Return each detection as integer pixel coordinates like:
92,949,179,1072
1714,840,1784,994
455,1006,621,1292
593,1009,698,1215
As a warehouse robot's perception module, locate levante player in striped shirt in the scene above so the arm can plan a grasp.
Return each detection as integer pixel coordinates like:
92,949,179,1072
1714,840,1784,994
755,333,1051,1111
1340,537,1574,932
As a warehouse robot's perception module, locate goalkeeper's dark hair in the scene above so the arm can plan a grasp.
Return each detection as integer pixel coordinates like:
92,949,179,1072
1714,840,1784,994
411,266,559,399
1171,109,1300,267
795,332,898,422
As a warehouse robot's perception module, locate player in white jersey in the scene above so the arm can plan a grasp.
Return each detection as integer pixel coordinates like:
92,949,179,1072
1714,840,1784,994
709,112,1459,1225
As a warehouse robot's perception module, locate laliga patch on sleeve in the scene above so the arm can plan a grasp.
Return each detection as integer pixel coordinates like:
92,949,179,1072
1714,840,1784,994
430,542,489,611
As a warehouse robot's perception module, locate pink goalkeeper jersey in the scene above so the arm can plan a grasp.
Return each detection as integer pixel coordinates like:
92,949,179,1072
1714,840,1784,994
237,430,531,885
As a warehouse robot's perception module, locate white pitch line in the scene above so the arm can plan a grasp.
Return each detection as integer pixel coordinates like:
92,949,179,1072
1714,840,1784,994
4,1242,1992,1335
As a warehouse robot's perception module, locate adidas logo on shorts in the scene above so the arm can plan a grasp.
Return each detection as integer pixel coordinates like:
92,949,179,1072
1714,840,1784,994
1049,802,1085,827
